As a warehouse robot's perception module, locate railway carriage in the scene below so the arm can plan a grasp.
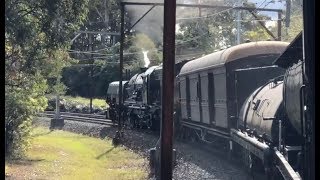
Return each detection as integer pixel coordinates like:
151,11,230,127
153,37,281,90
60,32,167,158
177,41,289,141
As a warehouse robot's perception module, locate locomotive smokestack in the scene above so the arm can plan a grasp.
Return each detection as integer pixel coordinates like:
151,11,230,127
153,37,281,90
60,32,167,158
142,50,150,68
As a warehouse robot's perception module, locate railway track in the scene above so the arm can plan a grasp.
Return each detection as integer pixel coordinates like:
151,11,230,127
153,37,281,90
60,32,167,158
39,111,115,126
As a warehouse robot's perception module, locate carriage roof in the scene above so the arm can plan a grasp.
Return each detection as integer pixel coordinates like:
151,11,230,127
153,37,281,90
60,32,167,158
179,41,289,75
107,81,128,95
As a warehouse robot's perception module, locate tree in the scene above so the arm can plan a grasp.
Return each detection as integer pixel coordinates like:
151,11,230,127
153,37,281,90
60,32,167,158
282,0,303,42
175,0,293,54
5,0,89,157
61,0,162,99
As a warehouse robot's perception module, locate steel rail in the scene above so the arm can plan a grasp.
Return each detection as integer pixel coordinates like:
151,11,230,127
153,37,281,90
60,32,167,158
39,112,115,126
44,111,106,119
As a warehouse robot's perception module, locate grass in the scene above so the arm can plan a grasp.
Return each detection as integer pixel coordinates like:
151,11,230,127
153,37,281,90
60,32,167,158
47,94,108,109
63,95,107,108
5,127,148,180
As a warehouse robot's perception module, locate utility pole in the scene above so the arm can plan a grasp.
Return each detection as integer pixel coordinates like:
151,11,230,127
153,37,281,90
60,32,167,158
89,34,94,114
198,0,202,16
113,3,125,144
55,92,60,119
161,0,176,179
236,0,241,44
104,0,108,26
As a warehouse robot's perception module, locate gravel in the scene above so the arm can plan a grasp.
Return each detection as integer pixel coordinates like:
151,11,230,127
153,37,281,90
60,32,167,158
33,117,252,180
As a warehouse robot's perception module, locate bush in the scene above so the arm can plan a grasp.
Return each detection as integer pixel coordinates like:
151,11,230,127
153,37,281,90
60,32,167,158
5,76,48,158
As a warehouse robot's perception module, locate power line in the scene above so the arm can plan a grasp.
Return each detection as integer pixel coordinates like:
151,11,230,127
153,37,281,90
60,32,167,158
176,6,235,21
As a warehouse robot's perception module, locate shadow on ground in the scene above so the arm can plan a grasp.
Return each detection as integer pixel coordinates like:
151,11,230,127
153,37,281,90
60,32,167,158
95,147,115,159
30,129,54,137
6,158,45,166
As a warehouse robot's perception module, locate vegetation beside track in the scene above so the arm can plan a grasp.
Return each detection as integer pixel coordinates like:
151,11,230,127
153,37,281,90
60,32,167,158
5,127,148,180
46,94,108,109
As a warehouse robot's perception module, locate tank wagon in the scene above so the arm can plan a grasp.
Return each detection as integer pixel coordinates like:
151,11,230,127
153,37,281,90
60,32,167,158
231,34,305,179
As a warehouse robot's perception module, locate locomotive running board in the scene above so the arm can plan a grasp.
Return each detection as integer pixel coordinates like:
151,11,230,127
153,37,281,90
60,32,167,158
181,121,229,139
230,128,269,162
230,129,301,180
274,149,302,180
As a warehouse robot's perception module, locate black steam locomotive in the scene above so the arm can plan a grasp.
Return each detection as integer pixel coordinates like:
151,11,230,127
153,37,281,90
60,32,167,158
107,35,306,179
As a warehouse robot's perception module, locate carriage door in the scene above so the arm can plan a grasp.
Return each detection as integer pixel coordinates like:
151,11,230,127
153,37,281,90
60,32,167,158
189,74,201,122
186,77,191,119
179,76,188,120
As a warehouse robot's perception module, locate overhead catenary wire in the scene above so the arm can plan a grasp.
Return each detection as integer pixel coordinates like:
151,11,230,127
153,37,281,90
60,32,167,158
176,6,235,21
70,2,298,63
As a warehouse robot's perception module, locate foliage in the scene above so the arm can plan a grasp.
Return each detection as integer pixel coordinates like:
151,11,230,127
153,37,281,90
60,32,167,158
46,94,107,109
63,0,162,98
175,0,302,52
244,27,272,42
5,74,48,157
5,0,89,157
61,63,121,98
282,0,303,42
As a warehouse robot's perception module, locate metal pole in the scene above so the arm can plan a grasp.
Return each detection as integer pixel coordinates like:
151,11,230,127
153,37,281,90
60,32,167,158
118,3,125,133
198,0,202,17
161,0,176,179
90,34,94,114
249,11,278,40
277,12,282,41
55,94,60,119
236,0,241,44
302,0,315,179
278,119,282,151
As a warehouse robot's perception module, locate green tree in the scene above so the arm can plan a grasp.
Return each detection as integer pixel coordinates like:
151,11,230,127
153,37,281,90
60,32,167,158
5,0,89,157
62,0,162,98
283,0,303,42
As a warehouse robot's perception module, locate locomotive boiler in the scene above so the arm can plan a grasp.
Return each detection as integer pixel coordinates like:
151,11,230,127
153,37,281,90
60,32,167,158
122,65,162,130
231,34,306,179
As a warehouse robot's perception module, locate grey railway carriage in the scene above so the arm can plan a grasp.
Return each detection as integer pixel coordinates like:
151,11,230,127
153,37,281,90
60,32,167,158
177,41,289,140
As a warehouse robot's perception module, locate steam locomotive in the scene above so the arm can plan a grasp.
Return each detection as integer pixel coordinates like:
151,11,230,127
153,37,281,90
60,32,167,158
106,34,306,179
